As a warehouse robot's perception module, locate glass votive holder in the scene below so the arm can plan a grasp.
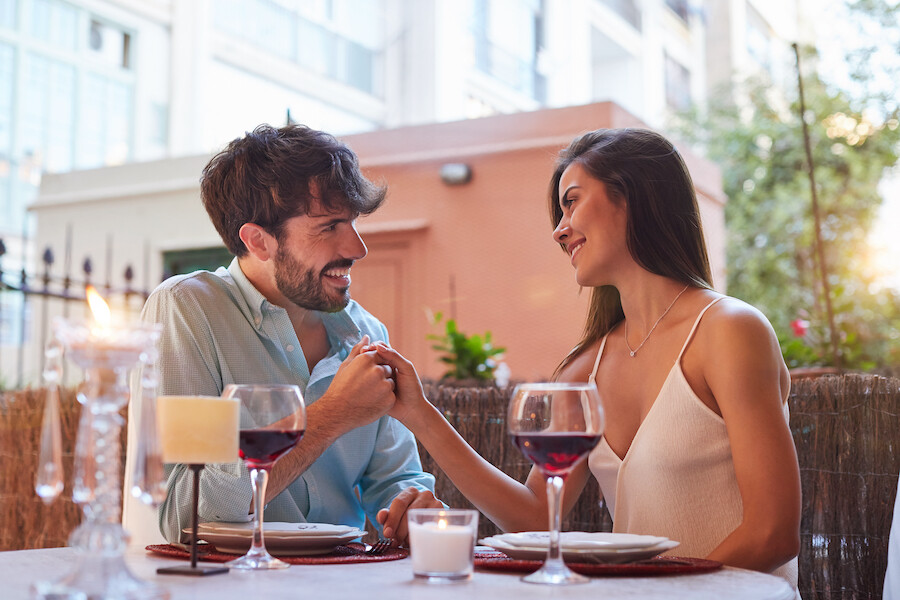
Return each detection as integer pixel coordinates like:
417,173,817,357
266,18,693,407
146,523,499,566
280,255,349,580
408,508,479,582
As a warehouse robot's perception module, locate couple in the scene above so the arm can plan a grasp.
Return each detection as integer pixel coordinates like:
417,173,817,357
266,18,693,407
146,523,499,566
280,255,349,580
134,123,800,590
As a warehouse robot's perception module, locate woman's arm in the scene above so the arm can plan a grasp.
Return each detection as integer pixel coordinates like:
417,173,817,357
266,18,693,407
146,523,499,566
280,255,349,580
373,343,593,534
700,301,801,571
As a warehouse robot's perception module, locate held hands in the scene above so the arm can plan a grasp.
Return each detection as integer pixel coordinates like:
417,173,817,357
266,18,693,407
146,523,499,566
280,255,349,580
318,335,396,432
363,343,428,425
376,487,443,546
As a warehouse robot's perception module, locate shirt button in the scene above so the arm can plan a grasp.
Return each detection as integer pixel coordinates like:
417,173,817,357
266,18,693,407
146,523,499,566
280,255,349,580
254,317,261,325
286,345,294,352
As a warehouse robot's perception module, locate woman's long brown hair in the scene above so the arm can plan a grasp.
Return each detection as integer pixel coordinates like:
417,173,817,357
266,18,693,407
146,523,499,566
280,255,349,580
549,129,713,378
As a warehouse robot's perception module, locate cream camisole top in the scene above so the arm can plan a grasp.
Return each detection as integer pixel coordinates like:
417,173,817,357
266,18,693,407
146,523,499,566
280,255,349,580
587,297,799,591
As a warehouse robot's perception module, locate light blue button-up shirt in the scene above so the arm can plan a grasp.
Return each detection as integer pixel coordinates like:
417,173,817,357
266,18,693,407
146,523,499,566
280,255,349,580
142,259,434,543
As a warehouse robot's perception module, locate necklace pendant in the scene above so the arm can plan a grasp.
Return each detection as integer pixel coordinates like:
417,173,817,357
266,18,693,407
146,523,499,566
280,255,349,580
629,350,636,357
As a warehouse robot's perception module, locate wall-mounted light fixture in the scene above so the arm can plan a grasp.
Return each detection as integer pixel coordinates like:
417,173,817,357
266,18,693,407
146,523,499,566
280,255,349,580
440,163,473,186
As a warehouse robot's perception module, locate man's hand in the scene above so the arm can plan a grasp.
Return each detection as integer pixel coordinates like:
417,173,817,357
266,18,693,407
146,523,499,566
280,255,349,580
315,336,397,434
376,487,444,546
267,336,397,502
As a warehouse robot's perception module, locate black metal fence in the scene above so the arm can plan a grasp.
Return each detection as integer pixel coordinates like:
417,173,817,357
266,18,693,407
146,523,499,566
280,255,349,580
0,237,152,390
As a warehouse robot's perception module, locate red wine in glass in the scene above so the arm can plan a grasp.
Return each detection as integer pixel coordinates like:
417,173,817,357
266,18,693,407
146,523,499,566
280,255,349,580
239,429,304,469
507,382,605,585
223,383,306,571
511,433,602,477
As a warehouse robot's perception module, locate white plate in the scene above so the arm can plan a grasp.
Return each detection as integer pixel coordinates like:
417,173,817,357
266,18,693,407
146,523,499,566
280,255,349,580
495,531,669,550
190,522,365,556
480,536,680,564
197,522,363,539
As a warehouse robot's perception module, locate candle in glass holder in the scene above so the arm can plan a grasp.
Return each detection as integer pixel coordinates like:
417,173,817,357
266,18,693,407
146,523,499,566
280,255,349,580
157,396,239,463
408,509,479,582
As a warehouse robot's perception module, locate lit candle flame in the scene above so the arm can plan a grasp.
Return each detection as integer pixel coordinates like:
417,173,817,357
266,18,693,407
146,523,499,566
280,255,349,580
438,519,447,530
85,285,112,327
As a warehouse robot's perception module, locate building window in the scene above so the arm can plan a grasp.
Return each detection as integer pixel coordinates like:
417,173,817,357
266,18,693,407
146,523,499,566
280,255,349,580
88,19,132,69
163,247,234,280
29,0,78,52
599,0,641,31
664,52,691,111
213,0,383,97
746,4,772,75
0,0,141,305
0,0,17,31
665,0,689,23
77,74,131,169
0,42,13,157
21,54,76,173
471,0,546,102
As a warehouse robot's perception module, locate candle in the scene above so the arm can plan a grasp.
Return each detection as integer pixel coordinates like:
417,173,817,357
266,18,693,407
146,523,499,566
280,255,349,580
408,509,478,581
157,396,239,464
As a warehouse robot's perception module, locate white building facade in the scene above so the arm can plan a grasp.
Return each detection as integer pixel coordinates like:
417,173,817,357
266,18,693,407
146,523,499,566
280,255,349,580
2,0,804,386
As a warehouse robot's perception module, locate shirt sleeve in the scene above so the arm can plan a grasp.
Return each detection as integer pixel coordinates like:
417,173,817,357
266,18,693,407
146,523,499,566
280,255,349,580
353,310,440,526
356,415,439,528
141,283,254,542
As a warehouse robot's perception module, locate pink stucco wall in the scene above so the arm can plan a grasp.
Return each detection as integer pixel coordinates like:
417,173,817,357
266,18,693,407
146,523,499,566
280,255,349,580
343,102,725,381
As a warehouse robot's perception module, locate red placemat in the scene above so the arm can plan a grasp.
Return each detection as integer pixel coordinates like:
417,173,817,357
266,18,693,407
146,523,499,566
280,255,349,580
146,543,407,564
474,553,722,577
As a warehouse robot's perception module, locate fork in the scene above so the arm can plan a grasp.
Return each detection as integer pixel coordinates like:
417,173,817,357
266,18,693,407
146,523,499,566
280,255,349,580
366,538,392,555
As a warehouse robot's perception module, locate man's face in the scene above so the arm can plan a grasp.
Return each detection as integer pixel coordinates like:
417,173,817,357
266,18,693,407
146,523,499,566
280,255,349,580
272,204,367,313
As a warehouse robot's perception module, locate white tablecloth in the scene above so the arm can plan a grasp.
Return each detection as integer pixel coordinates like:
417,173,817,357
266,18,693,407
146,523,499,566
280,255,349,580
0,546,795,600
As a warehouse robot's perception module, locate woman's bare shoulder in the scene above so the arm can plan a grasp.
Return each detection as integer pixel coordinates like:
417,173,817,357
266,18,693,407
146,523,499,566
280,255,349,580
698,295,789,396
702,295,778,340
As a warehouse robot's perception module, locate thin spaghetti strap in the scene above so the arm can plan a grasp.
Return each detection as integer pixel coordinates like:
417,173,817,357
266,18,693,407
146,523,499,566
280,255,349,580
589,334,610,383
676,296,725,361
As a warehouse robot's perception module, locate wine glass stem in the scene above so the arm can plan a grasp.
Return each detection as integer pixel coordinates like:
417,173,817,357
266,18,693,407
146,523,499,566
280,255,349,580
545,475,565,568
250,467,270,553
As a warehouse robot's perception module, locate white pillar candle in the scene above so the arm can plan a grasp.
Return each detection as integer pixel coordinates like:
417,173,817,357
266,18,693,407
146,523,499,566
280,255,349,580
408,510,478,579
157,395,239,464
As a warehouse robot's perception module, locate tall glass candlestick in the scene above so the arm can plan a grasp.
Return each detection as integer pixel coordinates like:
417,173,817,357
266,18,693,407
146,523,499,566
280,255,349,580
33,291,168,600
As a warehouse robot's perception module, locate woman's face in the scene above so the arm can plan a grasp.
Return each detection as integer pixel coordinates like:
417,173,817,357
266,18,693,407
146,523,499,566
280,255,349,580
552,162,629,287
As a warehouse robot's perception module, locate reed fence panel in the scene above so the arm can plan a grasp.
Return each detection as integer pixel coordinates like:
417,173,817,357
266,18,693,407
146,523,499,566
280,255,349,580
790,373,900,599
0,388,85,550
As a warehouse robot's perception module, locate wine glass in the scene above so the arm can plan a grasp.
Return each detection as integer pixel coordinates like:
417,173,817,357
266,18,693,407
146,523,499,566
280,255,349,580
508,382,605,585
223,384,306,570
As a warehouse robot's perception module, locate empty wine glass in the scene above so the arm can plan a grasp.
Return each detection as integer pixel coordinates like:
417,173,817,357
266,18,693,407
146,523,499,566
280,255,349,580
508,382,605,585
224,384,306,570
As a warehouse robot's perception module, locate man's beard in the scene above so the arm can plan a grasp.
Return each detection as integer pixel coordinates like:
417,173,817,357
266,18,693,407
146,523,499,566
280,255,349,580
273,247,351,313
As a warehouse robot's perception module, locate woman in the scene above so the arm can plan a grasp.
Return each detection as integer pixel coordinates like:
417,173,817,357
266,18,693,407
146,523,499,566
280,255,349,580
374,128,801,588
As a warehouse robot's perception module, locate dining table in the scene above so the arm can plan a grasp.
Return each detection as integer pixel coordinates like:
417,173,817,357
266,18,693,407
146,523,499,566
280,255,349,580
0,545,796,600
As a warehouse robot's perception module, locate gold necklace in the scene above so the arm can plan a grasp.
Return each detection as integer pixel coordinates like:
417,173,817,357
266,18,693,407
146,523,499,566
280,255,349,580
624,285,690,357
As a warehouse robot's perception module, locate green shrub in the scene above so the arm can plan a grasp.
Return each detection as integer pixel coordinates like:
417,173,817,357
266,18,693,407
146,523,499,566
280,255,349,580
427,312,505,382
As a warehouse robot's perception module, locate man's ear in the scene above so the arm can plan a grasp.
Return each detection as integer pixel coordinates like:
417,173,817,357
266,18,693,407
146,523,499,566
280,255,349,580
238,223,275,261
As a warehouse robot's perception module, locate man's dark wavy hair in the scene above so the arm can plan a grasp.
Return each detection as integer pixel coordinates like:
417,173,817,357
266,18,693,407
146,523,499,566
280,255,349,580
201,123,386,256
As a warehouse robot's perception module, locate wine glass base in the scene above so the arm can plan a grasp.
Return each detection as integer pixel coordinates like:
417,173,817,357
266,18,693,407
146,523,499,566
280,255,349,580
225,551,291,570
521,564,590,585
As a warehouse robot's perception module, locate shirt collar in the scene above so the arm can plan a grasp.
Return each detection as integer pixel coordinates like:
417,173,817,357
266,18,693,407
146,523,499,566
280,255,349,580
227,257,269,330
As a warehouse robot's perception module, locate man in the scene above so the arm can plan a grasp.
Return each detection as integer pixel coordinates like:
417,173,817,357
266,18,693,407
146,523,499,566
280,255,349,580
133,123,439,544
